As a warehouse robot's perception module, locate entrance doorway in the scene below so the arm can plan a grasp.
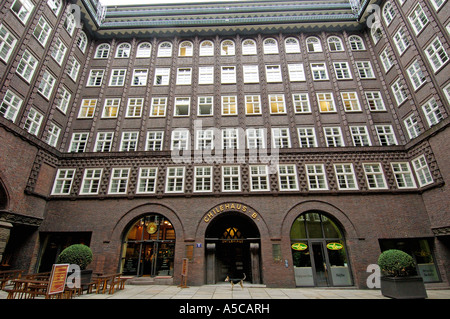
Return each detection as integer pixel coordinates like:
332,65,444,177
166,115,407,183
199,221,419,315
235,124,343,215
290,212,353,287
121,214,175,277
205,212,261,284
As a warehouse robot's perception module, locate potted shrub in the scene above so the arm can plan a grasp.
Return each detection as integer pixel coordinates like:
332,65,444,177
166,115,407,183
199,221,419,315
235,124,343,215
57,244,93,288
378,249,427,299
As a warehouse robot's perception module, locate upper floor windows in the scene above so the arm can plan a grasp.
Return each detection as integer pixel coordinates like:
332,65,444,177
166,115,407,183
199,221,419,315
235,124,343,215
64,13,76,36
221,40,235,56
306,37,322,52
136,42,151,58
158,42,172,57
179,41,193,57
200,40,214,56
77,32,88,53
383,2,396,25
348,35,365,51
11,0,34,24
47,0,62,16
285,37,300,53
263,38,278,54
0,24,17,63
328,36,344,52
95,43,110,59
116,43,131,58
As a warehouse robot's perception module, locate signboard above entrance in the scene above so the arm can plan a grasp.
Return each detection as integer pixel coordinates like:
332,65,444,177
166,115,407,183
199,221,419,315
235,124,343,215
291,243,308,251
326,242,344,250
203,202,259,223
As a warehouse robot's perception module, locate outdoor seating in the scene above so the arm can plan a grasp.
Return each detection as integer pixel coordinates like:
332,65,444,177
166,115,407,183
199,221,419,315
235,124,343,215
0,270,24,290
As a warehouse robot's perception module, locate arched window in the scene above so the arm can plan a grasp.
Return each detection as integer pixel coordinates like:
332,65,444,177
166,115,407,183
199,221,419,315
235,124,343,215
199,40,214,56
116,43,131,58
136,42,151,58
64,13,76,36
383,2,396,25
327,36,344,52
95,43,110,59
221,40,235,56
306,37,322,52
348,35,365,51
285,37,300,53
121,214,176,277
242,39,257,55
263,38,278,54
290,212,352,287
77,31,87,53
371,24,383,44
158,41,172,57
179,41,193,57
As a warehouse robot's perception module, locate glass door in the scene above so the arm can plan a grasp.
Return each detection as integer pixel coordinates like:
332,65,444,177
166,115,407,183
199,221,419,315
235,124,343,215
311,242,329,287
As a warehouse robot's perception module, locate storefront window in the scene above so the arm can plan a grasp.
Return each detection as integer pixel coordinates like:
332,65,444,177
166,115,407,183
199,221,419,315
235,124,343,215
290,212,352,287
121,214,175,277
379,238,440,283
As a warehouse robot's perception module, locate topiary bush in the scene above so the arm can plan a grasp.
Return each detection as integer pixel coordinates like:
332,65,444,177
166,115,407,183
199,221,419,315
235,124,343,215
378,249,416,277
57,244,93,270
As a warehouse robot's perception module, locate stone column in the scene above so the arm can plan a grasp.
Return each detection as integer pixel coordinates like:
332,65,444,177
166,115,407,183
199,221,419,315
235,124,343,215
0,221,13,265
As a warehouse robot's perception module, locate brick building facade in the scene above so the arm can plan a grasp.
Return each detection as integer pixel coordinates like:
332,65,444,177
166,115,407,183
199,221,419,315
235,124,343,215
0,0,449,288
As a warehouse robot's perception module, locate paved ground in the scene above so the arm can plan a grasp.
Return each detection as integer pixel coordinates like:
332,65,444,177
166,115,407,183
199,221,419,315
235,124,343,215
1,283,449,299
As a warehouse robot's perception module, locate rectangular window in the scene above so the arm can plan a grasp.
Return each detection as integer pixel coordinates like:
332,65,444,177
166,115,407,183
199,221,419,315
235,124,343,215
126,98,144,118
317,92,336,112
407,60,426,90
356,61,375,79
425,37,449,72
422,98,443,127
51,169,75,195
146,131,164,151
102,98,120,118
132,69,148,86
278,164,299,191
78,99,97,118
222,128,239,150
363,163,388,189
222,166,241,192
246,128,265,149
0,90,22,122
16,50,38,82
404,114,421,139
391,162,416,189
324,127,344,147
109,69,126,86
245,95,261,115
87,69,104,87
80,168,103,195
249,165,269,191
350,126,371,146
137,167,158,194
272,128,291,148
166,167,185,193
265,65,282,82
194,166,212,192
394,27,410,55
45,122,61,147
292,93,310,113
198,66,214,84
56,87,71,114
221,66,236,84
375,125,398,146
380,48,394,72
33,17,52,46
196,129,214,150
174,97,190,117
171,129,189,150
150,97,167,117
334,164,358,190
69,132,89,152
23,108,43,136
333,62,352,79
391,79,408,106
311,63,328,80
409,4,428,35
198,96,213,116
269,94,286,114
288,64,305,81
120,131,138,151
67,57,80,81
341,92,361,112
222,96,237,115
306,164,328,190
154,68,170,85
412,155,433,187
95,132,114,152
11,0,34,24
0,24,17,63
243,65,259,83
297,127,317,148
365,91,386,111
176,68,192,85
109,168,130,194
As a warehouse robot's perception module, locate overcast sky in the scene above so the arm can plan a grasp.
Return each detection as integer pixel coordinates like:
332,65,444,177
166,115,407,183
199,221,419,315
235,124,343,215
100,0,242,5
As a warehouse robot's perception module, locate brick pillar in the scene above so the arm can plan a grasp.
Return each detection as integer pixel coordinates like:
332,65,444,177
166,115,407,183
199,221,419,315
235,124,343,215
0,221,13,264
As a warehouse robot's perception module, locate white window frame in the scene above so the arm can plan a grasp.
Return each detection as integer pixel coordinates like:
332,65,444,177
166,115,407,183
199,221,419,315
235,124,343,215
271,127,291,148
288,64,306,82
154,68,170,86
334,164,358,190
221,96,238,115
165,167,185,193
51,169,75,195
108,168,130,194
265,65,282,83
137,167,158,194
311,63,329,81
193,166,212,192
243,65,259,83
16,50,38,83
375,125,398,145
94,132,114,152
363,163,388,189
146,131,164,151
176,67,192,85
0,90,22,122
350,126,372,146
221,66,236,84
249,165,270,191
150,97,167,117
324,127,345,147
120,131,139,152
171,129,189,150
422,98,443,127
412,155,433,187
198,66,214,84
292,93,311,113
109,69,126,86
277,164,299,191
425,37,449,72
222,166,241,192
297,127,317,148
69,132,89,152
23,107,43,136
198,96,213,116
246,128,266,149
126,98,144,118
391,162,417,189
0,24,17,63
80,168,103,195
306,164,328,190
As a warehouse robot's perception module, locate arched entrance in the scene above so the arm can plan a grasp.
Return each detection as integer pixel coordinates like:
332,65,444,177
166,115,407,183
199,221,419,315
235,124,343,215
290,211,353,287
205,212,261,284
120,214,175,277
